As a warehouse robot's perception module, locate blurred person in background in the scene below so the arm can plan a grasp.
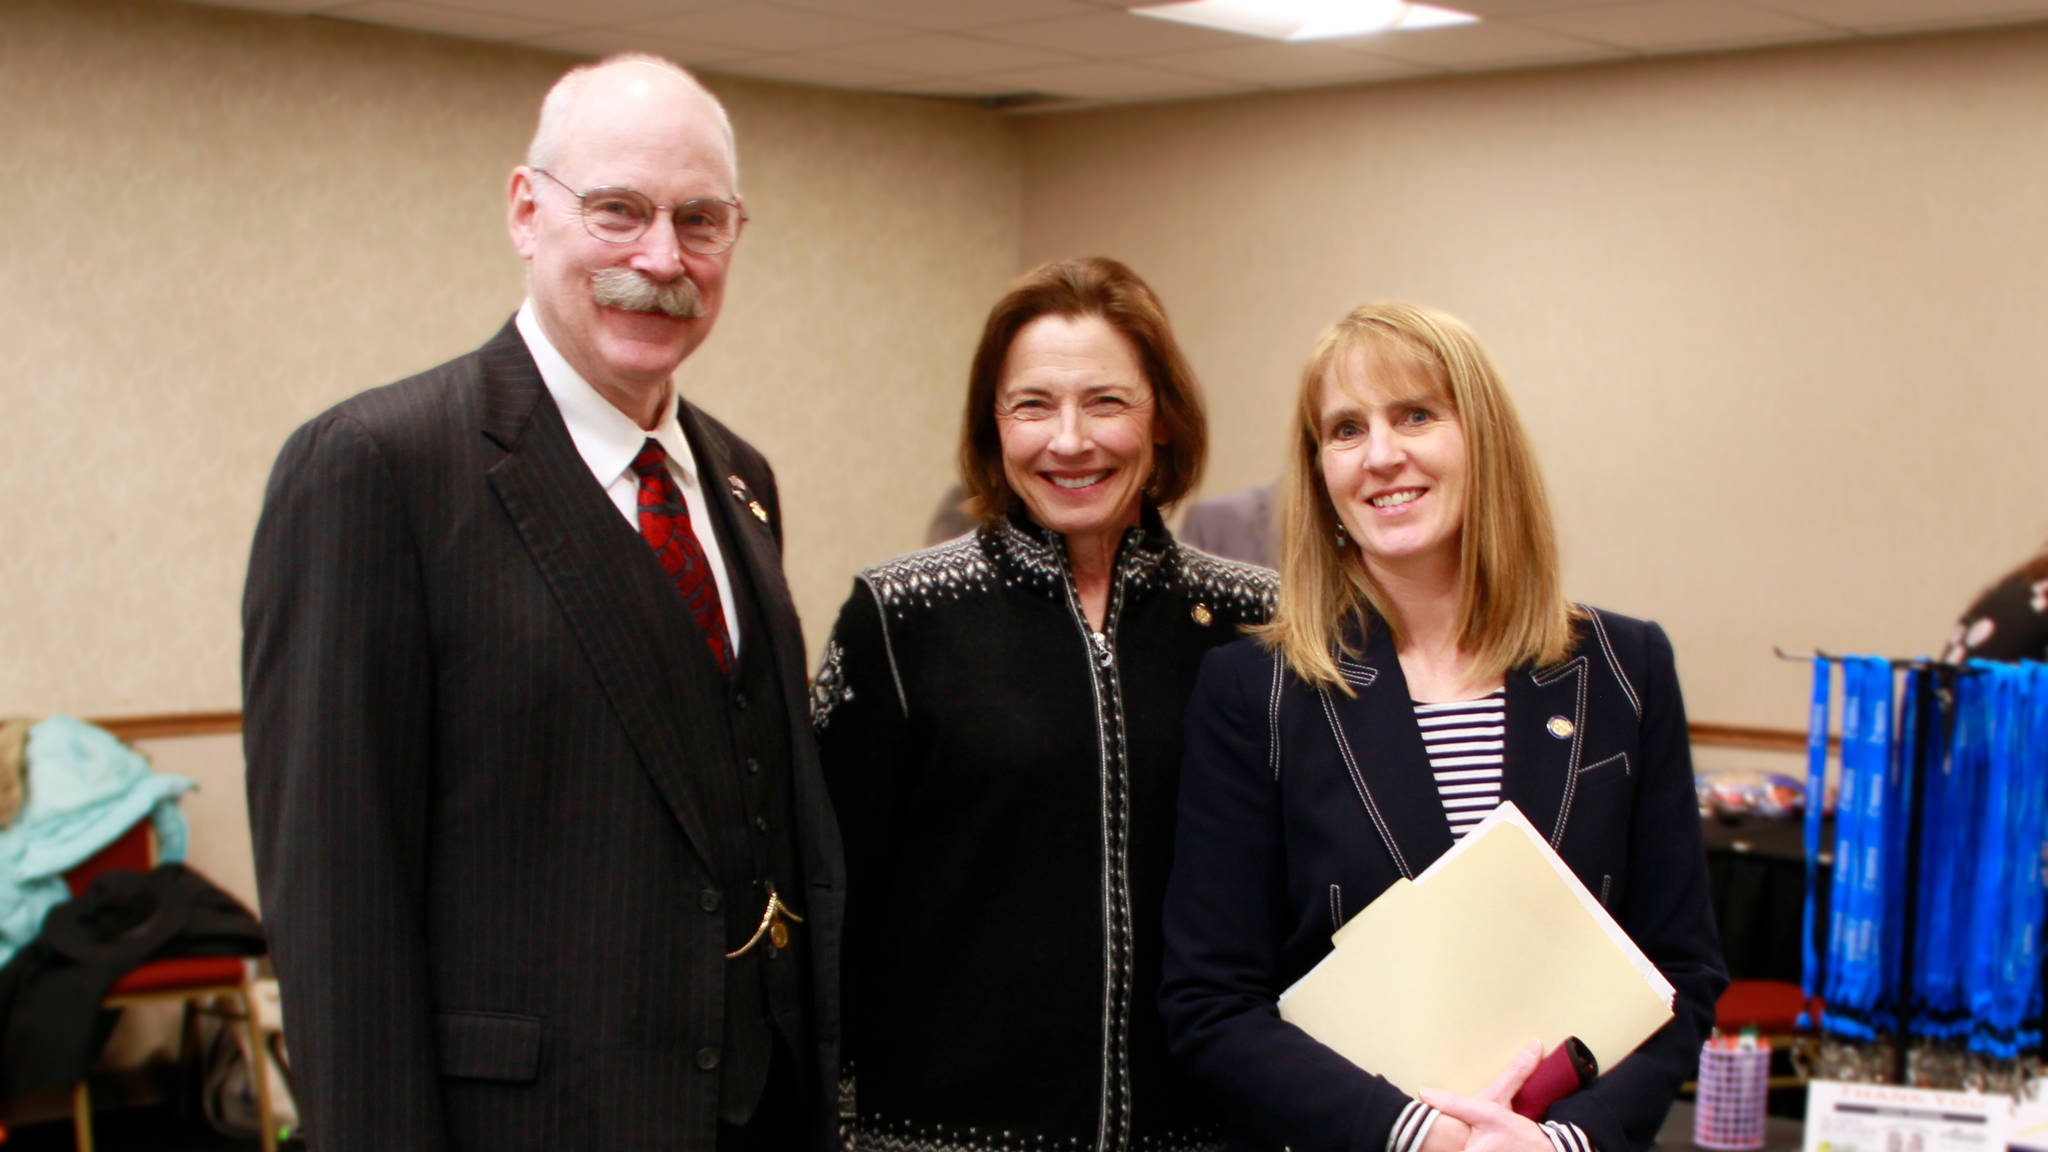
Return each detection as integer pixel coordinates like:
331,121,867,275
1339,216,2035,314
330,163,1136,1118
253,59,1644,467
1942,538,2048,662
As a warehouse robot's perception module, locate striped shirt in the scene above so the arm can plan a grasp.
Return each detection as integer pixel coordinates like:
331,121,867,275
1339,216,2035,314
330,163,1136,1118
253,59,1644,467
1414,691,1505,839
1390,694,1593,1152
1389,1099,1592,1152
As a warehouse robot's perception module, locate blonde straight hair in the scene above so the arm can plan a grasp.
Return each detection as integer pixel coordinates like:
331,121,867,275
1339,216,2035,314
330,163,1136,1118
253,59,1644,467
1258,303,1577,692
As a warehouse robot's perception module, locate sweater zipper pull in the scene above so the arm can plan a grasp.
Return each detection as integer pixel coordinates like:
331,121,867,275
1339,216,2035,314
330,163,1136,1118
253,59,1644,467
1090,629,1113,668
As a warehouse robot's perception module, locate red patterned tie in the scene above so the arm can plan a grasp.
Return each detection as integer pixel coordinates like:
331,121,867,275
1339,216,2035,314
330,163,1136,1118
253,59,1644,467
631,440,732,673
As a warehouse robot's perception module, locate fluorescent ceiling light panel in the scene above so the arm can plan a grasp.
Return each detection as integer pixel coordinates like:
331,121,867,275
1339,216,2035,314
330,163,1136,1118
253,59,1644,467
1133,0,1477,42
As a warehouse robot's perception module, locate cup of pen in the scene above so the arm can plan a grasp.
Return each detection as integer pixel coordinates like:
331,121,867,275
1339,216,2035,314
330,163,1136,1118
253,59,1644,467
1694,1031,1770,1150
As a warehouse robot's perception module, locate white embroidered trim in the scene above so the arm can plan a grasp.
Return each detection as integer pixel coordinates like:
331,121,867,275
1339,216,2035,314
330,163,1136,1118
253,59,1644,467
809,638,855,729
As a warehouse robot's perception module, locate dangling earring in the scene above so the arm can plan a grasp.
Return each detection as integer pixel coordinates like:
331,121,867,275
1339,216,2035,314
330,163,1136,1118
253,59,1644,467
1334,522,1350,548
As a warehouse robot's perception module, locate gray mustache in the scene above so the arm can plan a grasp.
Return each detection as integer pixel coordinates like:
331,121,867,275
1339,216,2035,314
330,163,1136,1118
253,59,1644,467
591,268,704,319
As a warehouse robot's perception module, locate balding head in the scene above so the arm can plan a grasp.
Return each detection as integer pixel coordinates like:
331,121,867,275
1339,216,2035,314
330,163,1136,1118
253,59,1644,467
528,54,738,192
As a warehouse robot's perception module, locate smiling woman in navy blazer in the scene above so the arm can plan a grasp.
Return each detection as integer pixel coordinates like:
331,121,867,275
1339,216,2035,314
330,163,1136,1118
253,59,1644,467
1159,303,1726,1152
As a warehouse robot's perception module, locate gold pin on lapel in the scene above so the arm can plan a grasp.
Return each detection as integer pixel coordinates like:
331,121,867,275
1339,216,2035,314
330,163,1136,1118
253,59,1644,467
1547,716,1575,739
727,474,770,523
1191,603,1214,626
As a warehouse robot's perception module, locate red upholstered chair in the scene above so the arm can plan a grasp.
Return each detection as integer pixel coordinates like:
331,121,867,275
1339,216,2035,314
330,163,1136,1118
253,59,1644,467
60,819,277,1152
1712,978,1820,1088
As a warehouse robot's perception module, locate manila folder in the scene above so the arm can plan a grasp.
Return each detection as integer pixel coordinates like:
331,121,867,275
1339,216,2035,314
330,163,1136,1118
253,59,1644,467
1276,802,1675,1098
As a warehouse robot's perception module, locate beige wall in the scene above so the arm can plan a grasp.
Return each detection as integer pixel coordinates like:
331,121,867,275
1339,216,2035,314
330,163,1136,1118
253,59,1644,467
7,4,2047,852
0,0,1019,719
1020,23,2048,732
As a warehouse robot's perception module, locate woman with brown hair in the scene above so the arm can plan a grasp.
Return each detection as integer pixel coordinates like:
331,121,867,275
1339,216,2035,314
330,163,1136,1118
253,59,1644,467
1158,303,1725,1152
812,257,1277,1152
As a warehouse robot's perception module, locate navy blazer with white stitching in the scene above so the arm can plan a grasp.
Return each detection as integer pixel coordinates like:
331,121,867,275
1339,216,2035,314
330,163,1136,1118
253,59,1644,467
1159,607,1726,1152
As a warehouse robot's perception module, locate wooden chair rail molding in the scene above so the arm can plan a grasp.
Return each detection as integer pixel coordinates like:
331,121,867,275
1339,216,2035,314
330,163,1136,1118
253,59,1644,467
87,711,243,742
78,710,1822,754
1686,722,1825,754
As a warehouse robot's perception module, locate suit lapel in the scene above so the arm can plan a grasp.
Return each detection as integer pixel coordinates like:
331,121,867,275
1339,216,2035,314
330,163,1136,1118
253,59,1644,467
475,322,720,866
678,403,806,699
1318,622,1455,879
1503,650,1590,850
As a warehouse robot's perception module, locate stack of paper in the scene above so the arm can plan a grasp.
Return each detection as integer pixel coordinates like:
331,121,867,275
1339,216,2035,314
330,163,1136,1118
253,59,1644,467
1277,802,1675,1097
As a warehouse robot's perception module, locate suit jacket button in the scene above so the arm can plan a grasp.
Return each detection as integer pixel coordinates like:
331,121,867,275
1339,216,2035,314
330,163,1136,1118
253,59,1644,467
699,890,720,913
753,816,770,833
734,692,750,711
696,1047,720,1071
745,757,760,774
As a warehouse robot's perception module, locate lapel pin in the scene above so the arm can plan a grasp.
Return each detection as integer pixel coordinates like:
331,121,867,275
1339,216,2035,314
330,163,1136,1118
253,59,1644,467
1546,716,1575,739
726,474,770,524
1191,603,1213,626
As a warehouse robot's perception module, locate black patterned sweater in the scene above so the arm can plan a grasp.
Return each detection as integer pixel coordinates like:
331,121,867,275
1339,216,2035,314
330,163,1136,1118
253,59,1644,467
811,509,1276,1152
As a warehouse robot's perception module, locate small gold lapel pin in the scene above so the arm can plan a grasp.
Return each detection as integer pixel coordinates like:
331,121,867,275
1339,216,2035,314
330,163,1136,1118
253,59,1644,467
727,475,770,523
1546,716,1575,739
1191,603,1214,626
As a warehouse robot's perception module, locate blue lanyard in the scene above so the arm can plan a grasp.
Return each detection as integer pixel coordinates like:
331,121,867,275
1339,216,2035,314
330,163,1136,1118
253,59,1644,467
1825,658,1860,1037
1973,662,2048,1060
2022,664,2048,1053
1880,665,1918,1036
1874,659,1908,1036
1909,668,1968,1040
1826,651,1875,1037
1822,657,1863,1037
1800,656,1832,1028
2007,664,2048,1056
1962,663,2009,1057
1825,657,1896,1041
1955,666,1997,1053
1959,661,2044,1061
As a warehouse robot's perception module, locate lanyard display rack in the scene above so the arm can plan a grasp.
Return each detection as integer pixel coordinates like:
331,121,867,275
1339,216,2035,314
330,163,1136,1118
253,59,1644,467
1776,649,2048,1093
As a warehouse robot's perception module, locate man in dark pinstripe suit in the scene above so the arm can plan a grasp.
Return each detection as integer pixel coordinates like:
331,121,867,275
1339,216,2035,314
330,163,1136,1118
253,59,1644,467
243,55,842,1151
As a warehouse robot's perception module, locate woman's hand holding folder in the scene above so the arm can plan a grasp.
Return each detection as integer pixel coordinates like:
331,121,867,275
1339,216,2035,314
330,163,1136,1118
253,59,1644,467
1419,1040,1555,1152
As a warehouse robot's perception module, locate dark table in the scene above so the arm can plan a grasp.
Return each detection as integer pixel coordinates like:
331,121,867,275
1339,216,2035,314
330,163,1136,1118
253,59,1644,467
1701,814,1831,985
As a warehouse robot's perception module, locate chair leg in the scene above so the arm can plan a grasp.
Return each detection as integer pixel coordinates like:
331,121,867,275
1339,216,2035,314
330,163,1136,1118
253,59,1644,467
71,1080,96,1152
239,981,278,1152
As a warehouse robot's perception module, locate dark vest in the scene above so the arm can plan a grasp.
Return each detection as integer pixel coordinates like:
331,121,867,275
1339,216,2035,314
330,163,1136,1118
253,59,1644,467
692,474,809,1125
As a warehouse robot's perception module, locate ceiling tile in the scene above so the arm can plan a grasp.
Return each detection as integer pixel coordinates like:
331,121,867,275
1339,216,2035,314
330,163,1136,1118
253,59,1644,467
185,0,336,10
811,32,1086,76
1440,0,1640,15
325,1,569,40
623,4,905,52
1517,1,1839,50
1360,19,1632,67
970,58,1240,99
972,9,1253,56
705,53,924,87
878,74,1064,97
415,0,689,21
1146,40,1433,84
768,0,1102,31
171,0,2048,104
1747,0,2048,32
517,25,756,65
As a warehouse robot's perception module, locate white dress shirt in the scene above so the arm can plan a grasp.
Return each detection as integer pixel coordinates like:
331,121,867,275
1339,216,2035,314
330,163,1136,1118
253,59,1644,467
516,300,741,657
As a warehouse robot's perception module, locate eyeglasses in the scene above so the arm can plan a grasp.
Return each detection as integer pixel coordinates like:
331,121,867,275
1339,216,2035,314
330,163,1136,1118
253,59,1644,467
529,167,747,256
